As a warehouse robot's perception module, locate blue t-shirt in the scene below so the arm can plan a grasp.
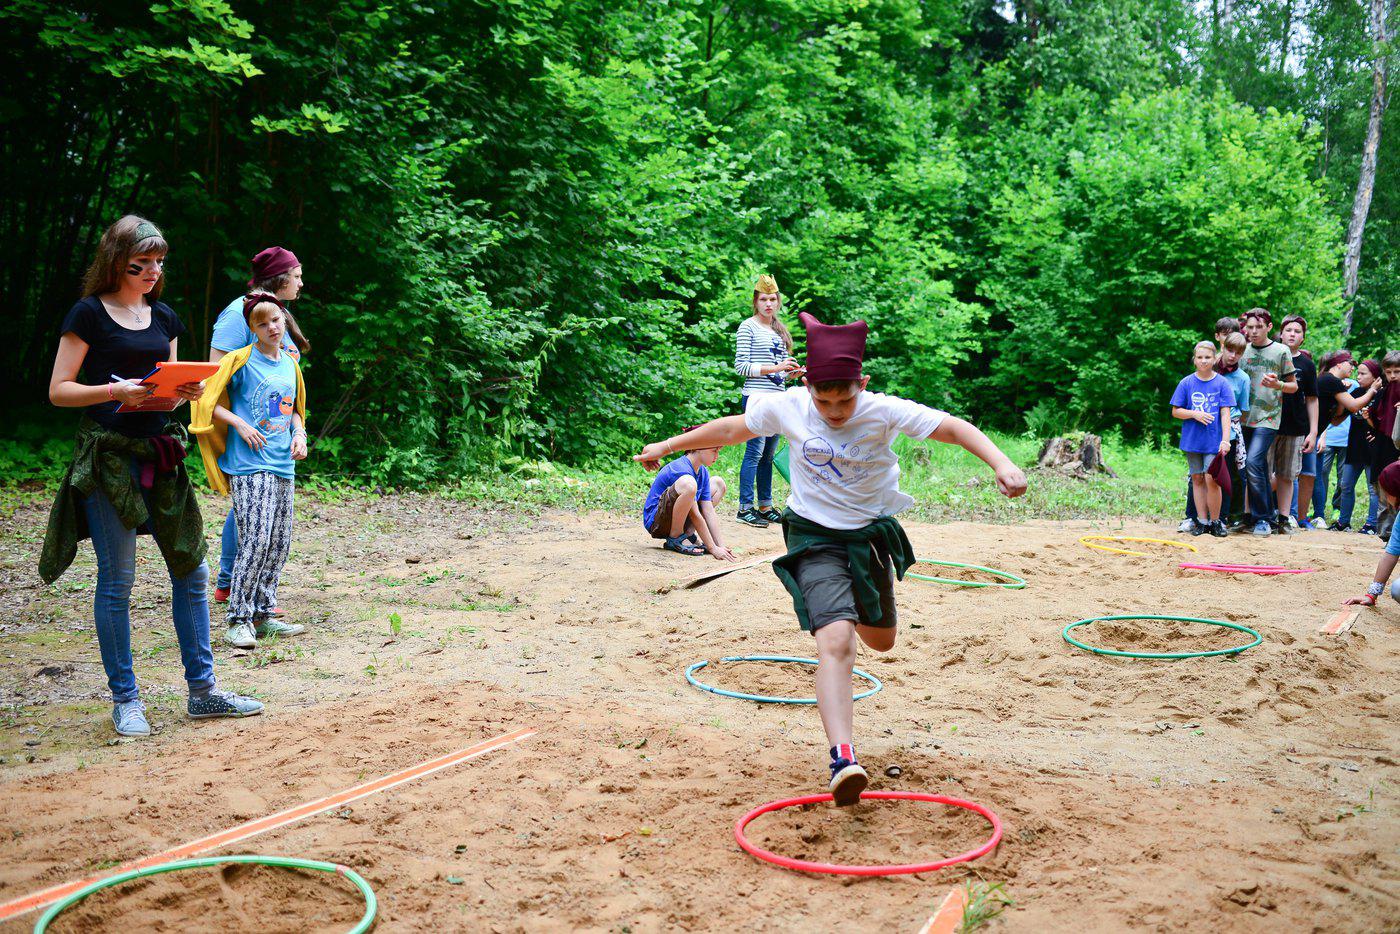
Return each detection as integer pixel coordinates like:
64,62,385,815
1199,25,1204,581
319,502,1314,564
642,456,711,530
1170,372,1236,454
1324,378,1355,449
219,348,299,479
210,296,300,359
1220,368,1249,415
1386,515,1400,557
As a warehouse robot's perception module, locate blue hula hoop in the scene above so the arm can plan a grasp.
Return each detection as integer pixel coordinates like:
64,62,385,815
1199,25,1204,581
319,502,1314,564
685,654,883,705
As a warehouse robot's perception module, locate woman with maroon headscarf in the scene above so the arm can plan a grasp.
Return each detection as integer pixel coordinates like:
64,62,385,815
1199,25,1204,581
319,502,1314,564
1368,352,1400,537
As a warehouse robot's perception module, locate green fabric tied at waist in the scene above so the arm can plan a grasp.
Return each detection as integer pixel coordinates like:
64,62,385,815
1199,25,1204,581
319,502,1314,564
39,418,207,584
772,510,914,631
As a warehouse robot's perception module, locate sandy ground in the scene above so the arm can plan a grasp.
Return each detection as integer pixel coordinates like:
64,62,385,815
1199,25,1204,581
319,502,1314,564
0,492,1396,932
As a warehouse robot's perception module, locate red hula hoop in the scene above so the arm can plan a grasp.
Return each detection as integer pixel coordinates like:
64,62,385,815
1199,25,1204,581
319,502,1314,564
734,791,1003,876
1179,562,1315,575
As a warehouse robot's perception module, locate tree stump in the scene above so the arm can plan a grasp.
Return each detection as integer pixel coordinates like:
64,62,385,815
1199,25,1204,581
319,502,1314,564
1036,433,1117,479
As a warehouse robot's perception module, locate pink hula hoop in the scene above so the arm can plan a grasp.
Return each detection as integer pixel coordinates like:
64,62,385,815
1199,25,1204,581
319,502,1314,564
734,791,1002,876
1179,562,1315,575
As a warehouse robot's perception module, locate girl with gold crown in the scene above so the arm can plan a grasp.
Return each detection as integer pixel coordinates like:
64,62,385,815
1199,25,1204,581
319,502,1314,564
733,274,802,528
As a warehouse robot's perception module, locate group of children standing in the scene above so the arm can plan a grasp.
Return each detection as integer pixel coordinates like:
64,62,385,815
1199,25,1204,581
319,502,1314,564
40,215,310,738
1170,309,1400,539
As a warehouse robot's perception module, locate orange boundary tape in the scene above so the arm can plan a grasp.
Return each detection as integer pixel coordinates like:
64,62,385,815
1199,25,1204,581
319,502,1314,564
916,886,967,934
1319,609,1360,635
0,725,535,921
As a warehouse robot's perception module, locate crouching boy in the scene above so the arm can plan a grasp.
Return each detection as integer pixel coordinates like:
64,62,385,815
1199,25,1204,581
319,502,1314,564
636,313,1027,804
642,431,736,560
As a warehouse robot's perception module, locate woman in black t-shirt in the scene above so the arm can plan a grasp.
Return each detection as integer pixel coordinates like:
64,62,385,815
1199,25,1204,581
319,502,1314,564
44,215,264,737
1337,361,1381,532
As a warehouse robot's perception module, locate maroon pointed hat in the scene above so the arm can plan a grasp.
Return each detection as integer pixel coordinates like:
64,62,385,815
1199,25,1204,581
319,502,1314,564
799,311,867,383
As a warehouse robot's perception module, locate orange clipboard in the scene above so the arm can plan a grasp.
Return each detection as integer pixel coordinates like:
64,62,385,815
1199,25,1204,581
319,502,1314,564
114,361,221,413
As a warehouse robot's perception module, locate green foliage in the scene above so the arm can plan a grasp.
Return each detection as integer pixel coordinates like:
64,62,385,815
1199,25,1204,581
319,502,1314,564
3,0,1389,484
971,86,1341,438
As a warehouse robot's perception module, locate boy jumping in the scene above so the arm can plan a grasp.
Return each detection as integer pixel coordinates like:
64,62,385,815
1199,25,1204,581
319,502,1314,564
636,313,1027,804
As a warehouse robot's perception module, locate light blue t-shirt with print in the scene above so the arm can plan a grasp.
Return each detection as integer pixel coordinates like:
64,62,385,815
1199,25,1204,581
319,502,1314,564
210,296,300,359
219,348,299,480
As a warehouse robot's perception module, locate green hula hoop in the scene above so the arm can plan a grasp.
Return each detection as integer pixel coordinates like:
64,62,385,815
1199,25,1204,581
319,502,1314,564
906,559,1026,589
1061,614,1262,660
33,855,377,934
685,655,883,705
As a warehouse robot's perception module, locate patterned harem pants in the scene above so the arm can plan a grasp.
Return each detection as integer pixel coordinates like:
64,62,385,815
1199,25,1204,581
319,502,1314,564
228,471,294,625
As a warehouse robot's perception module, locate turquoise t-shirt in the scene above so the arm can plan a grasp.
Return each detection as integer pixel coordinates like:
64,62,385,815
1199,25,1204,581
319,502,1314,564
219,348,299,479
210,296,300,359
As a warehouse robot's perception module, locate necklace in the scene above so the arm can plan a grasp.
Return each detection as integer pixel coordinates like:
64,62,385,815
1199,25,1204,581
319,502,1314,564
105,297,147,324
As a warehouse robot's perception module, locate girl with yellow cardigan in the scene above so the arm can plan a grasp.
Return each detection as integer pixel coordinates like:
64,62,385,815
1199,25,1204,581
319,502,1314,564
191,294,308,649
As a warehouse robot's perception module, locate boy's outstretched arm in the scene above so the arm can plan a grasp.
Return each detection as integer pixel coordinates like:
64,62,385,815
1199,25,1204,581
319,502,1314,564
634,415,757,471
929,416,1028,498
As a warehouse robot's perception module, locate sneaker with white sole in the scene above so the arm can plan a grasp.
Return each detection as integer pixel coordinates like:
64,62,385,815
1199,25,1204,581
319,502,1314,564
829,757,868,807
256,618,305,639
224,623,256,648
111,699,150,737
187,688,264,720
1252,520,1273,536
1176,518,1195,533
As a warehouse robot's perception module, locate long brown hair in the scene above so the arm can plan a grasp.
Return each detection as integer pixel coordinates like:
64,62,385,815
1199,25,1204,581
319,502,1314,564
81,215,168,300
753,291,793,352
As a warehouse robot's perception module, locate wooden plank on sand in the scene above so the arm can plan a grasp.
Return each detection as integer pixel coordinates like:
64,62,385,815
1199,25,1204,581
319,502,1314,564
1319,608,1360,635
917,886,967,934
658,552,786,593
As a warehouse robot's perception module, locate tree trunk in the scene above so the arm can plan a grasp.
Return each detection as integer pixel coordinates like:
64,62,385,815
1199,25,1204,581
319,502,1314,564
1342,0,1391,339
1036,434,1117,479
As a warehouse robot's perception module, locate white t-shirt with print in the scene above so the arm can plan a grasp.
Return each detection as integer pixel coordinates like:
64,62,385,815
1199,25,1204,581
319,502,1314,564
744,387,947,530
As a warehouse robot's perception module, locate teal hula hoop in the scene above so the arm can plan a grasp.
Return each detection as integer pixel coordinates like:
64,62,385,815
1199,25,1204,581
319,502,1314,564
906,559,1026,589
685,655,883,704
33,855,377,934
1061,614,1262,660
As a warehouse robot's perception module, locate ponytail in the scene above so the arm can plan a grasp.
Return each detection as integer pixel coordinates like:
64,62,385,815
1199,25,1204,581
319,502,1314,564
282,308,311,353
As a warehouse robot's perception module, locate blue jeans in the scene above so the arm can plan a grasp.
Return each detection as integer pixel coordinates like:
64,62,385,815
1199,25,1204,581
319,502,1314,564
1338,461,1378,529
1313,448,1344,519
216,507,238,590
81,461,216,703
1244,426,1278,524
739,394,779,509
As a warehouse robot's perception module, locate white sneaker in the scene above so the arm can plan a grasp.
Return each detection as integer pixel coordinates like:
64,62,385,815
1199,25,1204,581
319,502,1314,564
1177,518,1194,533
224,623,256,648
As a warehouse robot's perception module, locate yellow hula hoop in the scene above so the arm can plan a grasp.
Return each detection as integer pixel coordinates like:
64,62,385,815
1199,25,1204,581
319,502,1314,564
1078,536,1200,557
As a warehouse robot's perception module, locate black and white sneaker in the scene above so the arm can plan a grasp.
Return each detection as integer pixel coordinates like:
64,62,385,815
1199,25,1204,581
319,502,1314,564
736,508,769,528
188,688,264,720
828,744,868,807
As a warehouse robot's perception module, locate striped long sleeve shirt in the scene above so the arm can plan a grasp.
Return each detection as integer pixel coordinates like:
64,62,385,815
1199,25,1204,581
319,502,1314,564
734,318,790,396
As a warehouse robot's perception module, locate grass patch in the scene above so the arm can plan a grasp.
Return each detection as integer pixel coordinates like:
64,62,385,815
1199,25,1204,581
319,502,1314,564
960,880,1014,931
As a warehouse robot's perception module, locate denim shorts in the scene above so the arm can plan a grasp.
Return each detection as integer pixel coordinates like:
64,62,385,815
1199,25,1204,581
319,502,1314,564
1184,451,1217,475
1298,449,1318,478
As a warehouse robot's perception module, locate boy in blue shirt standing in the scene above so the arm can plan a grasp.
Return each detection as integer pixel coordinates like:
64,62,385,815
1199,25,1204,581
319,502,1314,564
1171,341,1235,536
642,433,736,560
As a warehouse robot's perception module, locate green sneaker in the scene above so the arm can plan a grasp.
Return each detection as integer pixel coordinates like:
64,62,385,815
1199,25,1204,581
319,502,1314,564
256,618,306,638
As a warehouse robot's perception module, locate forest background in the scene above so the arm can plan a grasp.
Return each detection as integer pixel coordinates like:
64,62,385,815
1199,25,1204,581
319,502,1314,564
2,0,1396,488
